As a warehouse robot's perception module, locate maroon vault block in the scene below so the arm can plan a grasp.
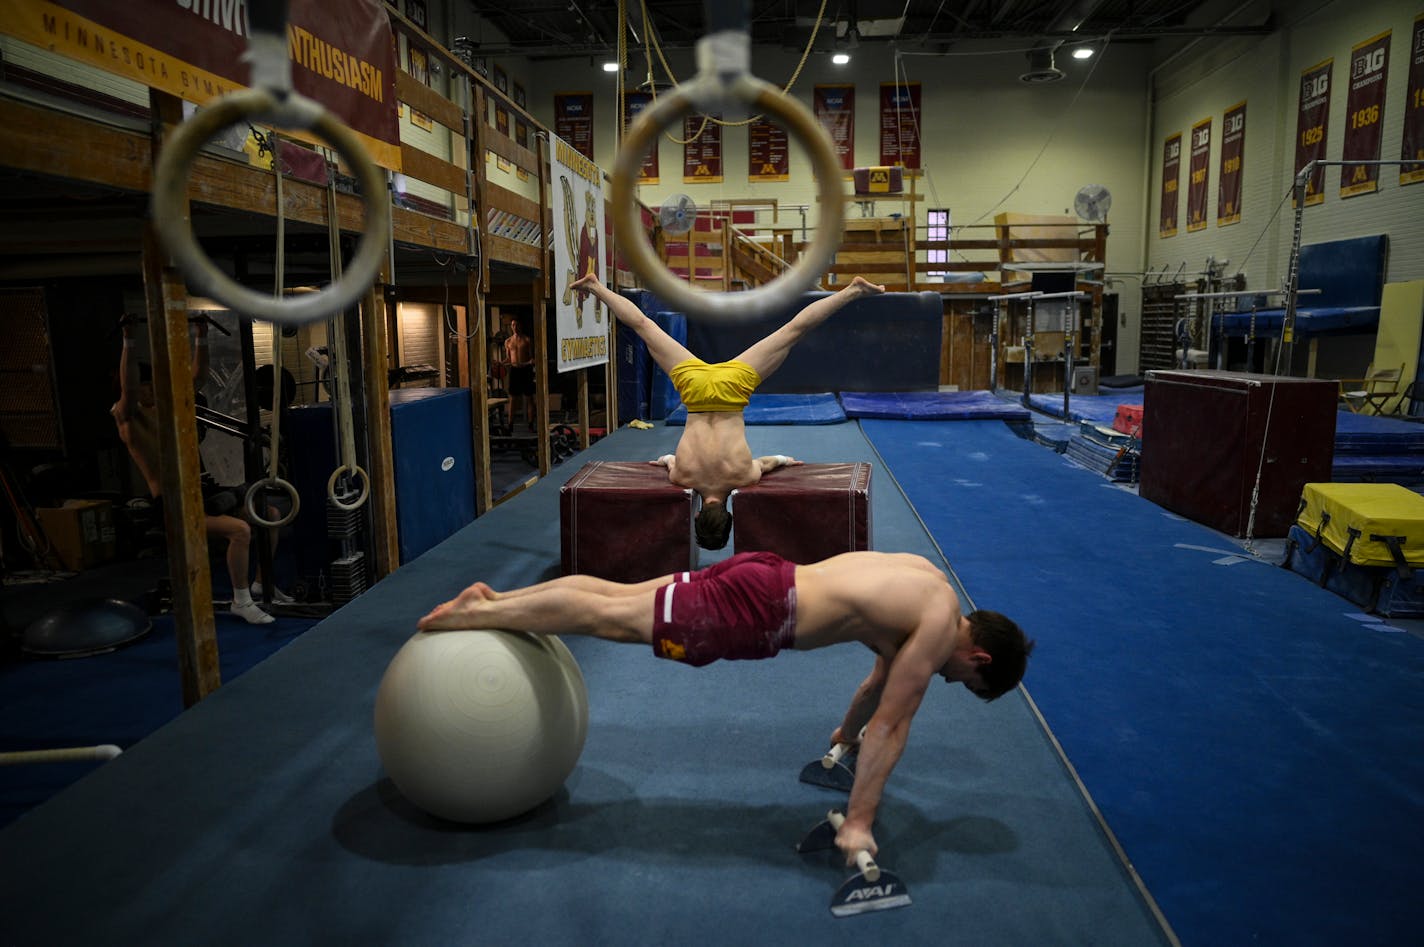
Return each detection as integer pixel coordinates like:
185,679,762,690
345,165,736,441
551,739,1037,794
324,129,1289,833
560,461,697,582
733,463,873,563
1138,370,1337,537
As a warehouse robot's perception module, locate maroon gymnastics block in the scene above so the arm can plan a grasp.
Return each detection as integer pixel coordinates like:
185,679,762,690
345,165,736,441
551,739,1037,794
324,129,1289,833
733,462,872,563
560,461,696,582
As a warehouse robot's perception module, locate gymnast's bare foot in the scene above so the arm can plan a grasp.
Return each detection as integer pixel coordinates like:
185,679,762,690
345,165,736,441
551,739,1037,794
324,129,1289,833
417,582,498,631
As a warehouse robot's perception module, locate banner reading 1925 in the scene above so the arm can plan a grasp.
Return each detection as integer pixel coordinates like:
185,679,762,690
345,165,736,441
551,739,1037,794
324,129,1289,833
1341,30,1391,198
1294,58,1333,206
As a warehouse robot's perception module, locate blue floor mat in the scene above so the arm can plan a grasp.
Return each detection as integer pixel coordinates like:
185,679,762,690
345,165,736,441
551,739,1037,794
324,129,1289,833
1027,391,1137,426
861,418,1424,946
839,390,1031,421
663,392,846,425
1333,411,1424,453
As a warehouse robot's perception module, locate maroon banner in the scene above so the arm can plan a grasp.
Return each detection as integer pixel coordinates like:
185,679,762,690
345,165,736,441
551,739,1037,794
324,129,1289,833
1218,102,1246,226
14,0,399,164
1186,117,1211,232
814,84,855,172
1341,30,1392,197
622,92,659,184
1160,133,1181,238
879,82,921,169
749,118,789,182
683,115,723,183
1295,58,1333,206
1402,15,1424,185
554,93,594,160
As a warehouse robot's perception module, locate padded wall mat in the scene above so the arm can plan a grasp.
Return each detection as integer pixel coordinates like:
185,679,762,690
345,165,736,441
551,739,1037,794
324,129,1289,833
663,392,846,425
838,390,1031,421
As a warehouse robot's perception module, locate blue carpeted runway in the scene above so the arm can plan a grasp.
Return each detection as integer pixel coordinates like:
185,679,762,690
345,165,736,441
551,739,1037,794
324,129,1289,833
860,418,1424,946
0,422,1172,947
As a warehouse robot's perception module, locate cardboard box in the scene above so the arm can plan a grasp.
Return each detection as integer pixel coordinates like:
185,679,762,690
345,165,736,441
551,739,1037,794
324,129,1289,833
36,499,117,572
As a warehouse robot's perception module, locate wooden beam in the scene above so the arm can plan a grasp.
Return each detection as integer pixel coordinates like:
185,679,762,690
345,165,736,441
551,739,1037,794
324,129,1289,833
395,71,464,132
399,143,467,196
467,269,494,514
143,91,220,706
362,275,400,576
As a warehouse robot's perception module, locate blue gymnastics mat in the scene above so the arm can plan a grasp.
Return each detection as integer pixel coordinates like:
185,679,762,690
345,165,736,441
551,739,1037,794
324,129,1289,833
663,392,846,425
1026,392,1139,426
839,390,1031,421
861,418,1424,946
1333,411,1424,453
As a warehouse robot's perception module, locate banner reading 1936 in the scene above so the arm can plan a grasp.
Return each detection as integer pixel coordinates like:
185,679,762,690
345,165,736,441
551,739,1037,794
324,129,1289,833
1294,58,1333,206
1186,117,1211,232
1160,133,1181,238
1400,14,1424,186
1218,101,1246,226
1341,30,1391,198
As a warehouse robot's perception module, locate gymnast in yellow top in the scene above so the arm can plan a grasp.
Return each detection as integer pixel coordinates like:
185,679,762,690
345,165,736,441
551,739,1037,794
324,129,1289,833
571,274,886,550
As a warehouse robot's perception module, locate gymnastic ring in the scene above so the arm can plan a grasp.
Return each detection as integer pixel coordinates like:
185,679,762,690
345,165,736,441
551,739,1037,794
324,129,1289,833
326,464,370,511
611,74,844,322
151,87,390,327
245,477,300,528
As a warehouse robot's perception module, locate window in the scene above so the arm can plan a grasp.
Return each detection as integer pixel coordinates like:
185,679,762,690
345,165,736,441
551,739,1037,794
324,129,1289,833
926,207,950,280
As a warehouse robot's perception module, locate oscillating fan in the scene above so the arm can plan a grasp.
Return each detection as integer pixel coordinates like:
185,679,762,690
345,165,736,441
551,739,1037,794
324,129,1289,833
1073,184,1112,223
658,193,698,235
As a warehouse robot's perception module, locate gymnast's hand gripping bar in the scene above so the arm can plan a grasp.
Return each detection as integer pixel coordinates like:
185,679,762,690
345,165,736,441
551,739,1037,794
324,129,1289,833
609,0,845,322
150,0,390,327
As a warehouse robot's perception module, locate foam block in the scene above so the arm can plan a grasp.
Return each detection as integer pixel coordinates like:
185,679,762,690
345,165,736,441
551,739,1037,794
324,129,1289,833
560,462,696,582
732,463,871,563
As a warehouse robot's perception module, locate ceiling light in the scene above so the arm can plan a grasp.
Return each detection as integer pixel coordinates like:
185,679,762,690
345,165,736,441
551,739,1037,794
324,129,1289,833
832,52,850,65
602,61,619,72
1072,47,1094,60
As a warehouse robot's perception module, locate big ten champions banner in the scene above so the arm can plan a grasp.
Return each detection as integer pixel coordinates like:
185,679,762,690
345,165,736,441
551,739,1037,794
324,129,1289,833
0,0,400,168
1341,29,1391,198
1405,14,1424,185
551,135,608,373
1294,58,1333,206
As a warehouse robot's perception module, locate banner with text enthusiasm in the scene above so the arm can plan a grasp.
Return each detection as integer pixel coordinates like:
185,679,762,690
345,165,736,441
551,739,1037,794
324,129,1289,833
1,0,400,168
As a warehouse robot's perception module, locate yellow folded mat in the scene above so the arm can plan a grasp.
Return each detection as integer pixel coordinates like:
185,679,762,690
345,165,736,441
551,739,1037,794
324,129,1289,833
1296,482,1424,569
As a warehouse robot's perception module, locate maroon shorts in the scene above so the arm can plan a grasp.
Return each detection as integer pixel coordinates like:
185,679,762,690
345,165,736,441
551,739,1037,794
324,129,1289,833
651,551,798,667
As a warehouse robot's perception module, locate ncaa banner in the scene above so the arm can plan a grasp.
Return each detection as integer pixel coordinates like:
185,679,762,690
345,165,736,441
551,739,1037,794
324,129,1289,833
550,135,608,373
1294,58,1333,206
1341,30,1391,198
748,117,788,182
1218,101,1246,227
1159,132,1181,238
1186,117,1211,232
683,114,723,184
0,0,400,169
879,81,921,168
553,92,594,160
621,91,659,184
814,84,855,171
1401,14,1424,185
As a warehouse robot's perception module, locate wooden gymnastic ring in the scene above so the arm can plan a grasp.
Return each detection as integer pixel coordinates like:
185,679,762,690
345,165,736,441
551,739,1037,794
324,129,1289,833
327,464,370,511
245,477,300,528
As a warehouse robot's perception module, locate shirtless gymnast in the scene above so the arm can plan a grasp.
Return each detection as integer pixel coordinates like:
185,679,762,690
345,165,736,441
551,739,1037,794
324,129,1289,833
569,274,886,550
418,549,1034,865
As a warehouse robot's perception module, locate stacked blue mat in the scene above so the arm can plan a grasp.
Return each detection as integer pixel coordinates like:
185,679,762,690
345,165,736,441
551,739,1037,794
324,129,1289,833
1331,411,1424,484
839,390,1031,421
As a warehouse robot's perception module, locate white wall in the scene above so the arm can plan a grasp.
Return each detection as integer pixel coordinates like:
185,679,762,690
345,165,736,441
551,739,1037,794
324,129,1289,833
1147,0,1424,359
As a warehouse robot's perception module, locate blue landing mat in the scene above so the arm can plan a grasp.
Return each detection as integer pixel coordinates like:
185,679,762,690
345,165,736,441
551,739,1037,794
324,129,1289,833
0,422,1171,947
1333,411,1424,453
839,390,1031,421
1027,392,1138,426
663,392,846,425
860,418,1424,946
